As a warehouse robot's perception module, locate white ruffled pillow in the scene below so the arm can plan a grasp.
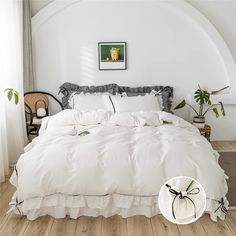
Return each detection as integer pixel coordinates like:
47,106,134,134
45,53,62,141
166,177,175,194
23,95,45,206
149,89,164,110
119,90,163,110
46,109,113,130
109,111,163,127
68,92,118,111
110,95,161,112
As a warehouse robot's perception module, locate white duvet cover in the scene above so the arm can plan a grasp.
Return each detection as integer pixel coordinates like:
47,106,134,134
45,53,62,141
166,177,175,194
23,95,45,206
9,110,228,221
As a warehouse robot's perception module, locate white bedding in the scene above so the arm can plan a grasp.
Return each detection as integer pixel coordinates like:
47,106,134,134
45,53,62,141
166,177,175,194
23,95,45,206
9,110,228,221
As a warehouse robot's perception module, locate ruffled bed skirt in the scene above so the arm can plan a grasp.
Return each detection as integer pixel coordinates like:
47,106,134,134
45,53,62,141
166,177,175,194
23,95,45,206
10,192,228,221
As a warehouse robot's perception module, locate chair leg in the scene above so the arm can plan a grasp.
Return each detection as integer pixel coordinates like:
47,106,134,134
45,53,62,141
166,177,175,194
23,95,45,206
26,125,29,136
36,126,40,136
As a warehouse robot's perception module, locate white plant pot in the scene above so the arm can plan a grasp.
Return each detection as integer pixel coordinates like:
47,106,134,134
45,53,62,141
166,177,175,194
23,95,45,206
193,116,205,128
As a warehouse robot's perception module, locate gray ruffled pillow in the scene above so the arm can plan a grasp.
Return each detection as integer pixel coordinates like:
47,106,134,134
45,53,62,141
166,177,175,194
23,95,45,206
118,85,173,113
59,83,119,108
59,83,173,112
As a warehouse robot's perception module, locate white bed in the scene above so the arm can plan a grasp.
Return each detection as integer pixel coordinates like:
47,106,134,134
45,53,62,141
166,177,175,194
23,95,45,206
9,109,228,221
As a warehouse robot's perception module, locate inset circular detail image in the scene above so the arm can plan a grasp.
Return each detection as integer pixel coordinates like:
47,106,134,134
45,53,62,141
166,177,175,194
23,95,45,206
159,176,206,224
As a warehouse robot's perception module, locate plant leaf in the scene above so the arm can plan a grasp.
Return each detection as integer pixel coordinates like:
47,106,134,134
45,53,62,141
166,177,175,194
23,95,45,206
174,100,186,110
194,88,210,105
208,99,212,105
219,101,225,116
4,88,19,105
4,88,12,93
7,90,13,101
212,108,219,118
14,92,19,104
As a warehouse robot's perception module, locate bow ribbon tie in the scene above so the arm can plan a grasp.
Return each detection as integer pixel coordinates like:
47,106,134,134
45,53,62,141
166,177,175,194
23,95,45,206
7,198,24,216
214,197,227,215
165,180,200,219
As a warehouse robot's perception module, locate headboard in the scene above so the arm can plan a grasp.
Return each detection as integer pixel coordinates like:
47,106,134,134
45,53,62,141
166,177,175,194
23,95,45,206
59,82,173,112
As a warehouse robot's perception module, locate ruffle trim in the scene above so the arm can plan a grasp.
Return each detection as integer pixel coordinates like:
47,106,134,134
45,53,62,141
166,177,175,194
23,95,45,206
10,192,228,221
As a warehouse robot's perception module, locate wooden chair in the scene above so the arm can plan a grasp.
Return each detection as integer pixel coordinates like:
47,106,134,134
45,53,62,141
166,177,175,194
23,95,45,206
24,91,63,136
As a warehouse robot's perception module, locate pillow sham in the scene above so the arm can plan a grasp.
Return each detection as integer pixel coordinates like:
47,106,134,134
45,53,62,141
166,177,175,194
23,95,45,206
109,95,161,112
149,89,164,110
59,82,173,112
118,85,173,112
121,90,164,109
68,93,115,111
59,83,119,109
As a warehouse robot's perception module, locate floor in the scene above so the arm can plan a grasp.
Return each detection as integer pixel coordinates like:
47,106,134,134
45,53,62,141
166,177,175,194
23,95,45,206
211,141,236,152
0,173,235,236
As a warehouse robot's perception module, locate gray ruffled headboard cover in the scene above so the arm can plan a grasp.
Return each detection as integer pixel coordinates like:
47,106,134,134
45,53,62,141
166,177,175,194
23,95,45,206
59,82,173,112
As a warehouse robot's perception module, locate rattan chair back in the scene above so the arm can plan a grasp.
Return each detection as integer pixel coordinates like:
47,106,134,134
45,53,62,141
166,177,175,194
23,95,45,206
24,93,49,114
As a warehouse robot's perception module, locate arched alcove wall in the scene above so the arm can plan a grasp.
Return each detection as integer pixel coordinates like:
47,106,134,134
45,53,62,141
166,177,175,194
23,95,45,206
32,0,236,140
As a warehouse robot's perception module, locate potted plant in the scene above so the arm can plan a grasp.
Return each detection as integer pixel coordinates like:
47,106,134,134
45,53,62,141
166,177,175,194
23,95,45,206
110,47,120,61
174,86,228,128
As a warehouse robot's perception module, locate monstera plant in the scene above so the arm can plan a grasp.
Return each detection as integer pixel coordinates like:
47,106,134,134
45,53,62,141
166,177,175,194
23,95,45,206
174,85,228,128
4,88,19,104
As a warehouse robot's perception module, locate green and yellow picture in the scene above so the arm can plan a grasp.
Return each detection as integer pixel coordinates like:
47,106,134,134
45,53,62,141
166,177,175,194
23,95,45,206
98,42,126,70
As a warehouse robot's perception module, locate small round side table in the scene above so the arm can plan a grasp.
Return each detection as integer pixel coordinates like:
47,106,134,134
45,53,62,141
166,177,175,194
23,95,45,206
198,124,211,142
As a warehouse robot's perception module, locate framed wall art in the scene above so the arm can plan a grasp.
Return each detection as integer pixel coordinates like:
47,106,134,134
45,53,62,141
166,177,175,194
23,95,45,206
98,42,127,70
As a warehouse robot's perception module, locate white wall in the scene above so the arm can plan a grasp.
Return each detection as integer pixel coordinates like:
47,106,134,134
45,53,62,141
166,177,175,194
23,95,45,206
31,0,54,16
31,0,236,140
184,2,236,141
30,0,236,62
187,0,236,63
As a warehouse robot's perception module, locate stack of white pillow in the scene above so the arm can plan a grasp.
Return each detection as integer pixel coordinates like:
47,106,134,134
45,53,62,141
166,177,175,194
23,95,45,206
68,91,162,113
